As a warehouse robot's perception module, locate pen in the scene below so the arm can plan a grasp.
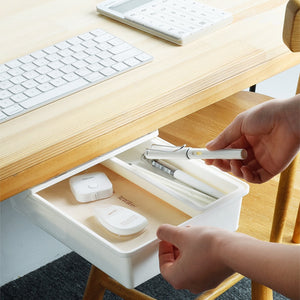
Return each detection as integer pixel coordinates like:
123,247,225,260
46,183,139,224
142,156,224,199
144,145,247,160
128,162,215,205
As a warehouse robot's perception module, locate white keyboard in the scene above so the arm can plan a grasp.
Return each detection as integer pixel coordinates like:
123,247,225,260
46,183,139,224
0,28,152,124
97,0,233,45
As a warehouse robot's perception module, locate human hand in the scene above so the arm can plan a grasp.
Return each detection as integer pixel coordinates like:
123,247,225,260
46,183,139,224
205,96,300,183
157,224,234,294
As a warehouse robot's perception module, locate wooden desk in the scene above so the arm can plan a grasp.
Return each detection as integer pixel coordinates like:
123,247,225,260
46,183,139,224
1,0,300,201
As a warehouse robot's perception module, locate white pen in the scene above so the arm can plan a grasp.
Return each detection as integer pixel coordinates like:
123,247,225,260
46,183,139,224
144,145,247,160
142,156,224,199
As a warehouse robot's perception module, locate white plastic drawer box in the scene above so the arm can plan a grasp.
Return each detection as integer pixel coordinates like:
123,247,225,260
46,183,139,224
12,131,249,288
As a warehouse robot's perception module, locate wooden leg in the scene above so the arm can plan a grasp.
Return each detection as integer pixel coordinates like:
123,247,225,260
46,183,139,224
252,155,299,299
83,266,106,300
270,155,299,243
83,265,155,300
195,273,244,300
251,282,273,300
292,203,300,243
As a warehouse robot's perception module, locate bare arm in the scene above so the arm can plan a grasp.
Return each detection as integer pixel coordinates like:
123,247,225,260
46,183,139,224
220,230,300,299
157,224,300,299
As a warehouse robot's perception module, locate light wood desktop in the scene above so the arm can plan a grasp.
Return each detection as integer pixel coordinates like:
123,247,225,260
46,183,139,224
1,0,300,201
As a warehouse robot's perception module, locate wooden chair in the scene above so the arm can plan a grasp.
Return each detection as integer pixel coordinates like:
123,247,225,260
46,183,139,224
82,1,299,299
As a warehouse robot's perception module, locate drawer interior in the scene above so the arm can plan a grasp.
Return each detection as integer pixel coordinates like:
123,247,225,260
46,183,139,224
37,163,190,253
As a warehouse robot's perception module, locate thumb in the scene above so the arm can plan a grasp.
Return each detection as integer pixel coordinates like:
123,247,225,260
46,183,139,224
157,224,184,248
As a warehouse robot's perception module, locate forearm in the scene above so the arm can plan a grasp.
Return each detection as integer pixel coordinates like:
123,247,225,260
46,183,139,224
218,232,300,299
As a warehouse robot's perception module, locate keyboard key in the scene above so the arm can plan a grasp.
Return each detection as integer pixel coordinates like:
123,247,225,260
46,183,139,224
24,88,41,97
63,72,80,82
0,111,8,121
3,103,24,115
78,32,94,41
55,41,70,50
6,59,22,68
85,72,105,83
31,50,47,59
11,93,28,103
75,68,91,77
100,67,117,77
0,99,14,108
9,84,25,94
36,66,52,74
0,90,12,99
46,53,61,62
124,57,141,67
0,65,9,73
113,48,141,62
8,67,24,76
10,75,27,84
44,46,59,54
23,70,39,79
112,62,128,72
22,79,39,89
50,78,67,87
0,80,13,90
37,83,55,92
48,61,64,70
35,75,51,84
0,72,11,81
48,70,64,79
20,78,88,109
33,58,49,67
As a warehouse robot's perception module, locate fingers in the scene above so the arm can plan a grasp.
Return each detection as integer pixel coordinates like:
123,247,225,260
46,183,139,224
157,224,184,248
158,240,177,272
157,225,184,280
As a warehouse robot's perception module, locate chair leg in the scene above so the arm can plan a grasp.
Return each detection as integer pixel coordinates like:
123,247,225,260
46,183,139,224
270,155,299,243
252,155,299,299
83,265,155,300
83,266,106,300
251,282,273,300
292,203,300,243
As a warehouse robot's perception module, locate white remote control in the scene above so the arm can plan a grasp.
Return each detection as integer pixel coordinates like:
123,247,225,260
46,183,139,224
94,204,148,235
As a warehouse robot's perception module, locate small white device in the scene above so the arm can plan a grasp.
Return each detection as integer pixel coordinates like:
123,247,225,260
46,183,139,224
96,0,233,45
94,204,148,235
69,172,113,202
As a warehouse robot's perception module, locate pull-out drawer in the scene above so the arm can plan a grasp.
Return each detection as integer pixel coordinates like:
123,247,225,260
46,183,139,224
12,131,248,288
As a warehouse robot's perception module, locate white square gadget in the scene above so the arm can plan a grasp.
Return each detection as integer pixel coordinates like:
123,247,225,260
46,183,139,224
69,172,113,202
94,204,148,236
96,0,233,45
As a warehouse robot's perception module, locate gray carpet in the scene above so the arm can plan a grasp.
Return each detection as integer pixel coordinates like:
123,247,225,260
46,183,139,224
0,252,289,300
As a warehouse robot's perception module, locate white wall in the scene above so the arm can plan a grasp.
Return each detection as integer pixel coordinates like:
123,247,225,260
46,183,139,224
0,197,70,286
0,64,299,286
